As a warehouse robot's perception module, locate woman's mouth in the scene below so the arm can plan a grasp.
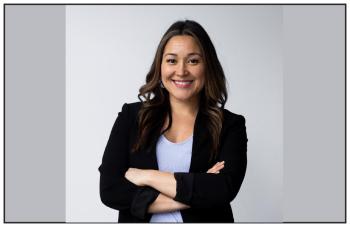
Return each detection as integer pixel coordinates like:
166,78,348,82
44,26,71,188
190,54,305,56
172,80,194,88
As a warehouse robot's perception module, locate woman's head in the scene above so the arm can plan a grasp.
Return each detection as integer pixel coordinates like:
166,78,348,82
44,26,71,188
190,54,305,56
139,20,227,108
135,20,228,161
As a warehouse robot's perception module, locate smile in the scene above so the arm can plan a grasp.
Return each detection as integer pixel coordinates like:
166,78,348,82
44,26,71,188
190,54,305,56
172,80,193,88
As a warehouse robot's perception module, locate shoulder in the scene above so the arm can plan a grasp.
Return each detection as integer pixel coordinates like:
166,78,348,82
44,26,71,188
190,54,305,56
114,102,142,131
121,101,142,114
221,109,248,143
118,101,142,123
222,108,246,130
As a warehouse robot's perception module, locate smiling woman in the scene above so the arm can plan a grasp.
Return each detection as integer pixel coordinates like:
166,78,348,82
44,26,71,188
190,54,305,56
98,20,248,223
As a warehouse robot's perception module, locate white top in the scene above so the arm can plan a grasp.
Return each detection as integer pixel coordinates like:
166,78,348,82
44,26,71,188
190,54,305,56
149,134,193,223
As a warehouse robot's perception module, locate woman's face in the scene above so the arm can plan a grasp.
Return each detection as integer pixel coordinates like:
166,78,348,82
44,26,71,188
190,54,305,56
161,35,205,104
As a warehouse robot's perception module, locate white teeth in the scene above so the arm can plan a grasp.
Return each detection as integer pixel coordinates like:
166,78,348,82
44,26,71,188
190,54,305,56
174,80,192,85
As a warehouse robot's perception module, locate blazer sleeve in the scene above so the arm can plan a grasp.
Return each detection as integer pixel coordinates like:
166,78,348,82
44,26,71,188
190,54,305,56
98,103,160,219
173,115,248,208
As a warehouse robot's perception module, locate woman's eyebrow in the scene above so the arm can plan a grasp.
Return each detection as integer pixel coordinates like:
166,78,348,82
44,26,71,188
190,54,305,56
188,52,202,57
163,52,202,57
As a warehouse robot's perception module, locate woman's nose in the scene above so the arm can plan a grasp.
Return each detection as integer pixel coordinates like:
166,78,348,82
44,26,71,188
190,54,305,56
176,61,188,76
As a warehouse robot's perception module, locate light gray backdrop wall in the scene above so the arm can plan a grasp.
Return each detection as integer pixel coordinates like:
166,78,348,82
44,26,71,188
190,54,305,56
66,5,283,222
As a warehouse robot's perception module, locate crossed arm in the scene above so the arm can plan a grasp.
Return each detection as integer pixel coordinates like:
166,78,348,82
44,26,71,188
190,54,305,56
124,161,225,213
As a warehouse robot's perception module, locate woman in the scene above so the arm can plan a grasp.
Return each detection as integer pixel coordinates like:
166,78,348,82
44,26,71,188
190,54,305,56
98,20,248,223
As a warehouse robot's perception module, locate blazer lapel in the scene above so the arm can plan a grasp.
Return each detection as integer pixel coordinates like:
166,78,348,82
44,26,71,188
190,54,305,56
148,139,159,170
189,110,211,172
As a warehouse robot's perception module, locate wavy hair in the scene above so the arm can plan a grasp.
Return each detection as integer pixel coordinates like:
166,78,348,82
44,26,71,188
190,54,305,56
132,20,227,162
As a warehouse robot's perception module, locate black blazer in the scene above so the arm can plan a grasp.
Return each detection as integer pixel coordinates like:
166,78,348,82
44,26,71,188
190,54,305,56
98,102,248,223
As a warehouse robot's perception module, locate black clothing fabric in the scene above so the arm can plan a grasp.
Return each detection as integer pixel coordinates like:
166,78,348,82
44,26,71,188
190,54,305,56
98,102,248,223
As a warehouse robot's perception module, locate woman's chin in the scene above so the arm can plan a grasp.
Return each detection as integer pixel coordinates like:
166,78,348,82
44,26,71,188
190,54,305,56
169,93,199,103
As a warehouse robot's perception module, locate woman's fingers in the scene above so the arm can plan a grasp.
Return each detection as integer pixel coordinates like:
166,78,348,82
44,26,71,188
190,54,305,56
206,161,225,173
213,161,225,169
212,161,225,168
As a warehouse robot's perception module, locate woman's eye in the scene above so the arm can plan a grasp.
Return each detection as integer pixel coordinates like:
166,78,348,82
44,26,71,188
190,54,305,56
166,59,176,64
188,59,199,64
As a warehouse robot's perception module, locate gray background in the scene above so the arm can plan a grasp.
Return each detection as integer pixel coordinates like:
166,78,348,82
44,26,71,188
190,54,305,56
4,4,345,223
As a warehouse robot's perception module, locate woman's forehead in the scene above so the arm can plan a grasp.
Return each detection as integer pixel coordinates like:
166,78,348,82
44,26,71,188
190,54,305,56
163,35,202,55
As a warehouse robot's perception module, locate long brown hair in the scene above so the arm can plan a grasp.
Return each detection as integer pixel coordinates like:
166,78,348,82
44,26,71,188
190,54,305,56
132,20,227,162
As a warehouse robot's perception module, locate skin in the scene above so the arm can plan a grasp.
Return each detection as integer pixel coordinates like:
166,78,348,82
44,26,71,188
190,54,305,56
125,35,225,214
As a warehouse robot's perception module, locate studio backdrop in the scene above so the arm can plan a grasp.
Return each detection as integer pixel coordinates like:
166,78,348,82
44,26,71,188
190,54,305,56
66,5,282,222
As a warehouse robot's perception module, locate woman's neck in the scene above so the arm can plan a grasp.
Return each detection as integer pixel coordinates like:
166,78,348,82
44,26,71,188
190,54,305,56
169,96,199,118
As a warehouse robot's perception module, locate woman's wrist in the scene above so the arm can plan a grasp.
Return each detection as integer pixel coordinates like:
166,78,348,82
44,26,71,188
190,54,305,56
143,169,177,199
144,169,156,187
148,193,191,214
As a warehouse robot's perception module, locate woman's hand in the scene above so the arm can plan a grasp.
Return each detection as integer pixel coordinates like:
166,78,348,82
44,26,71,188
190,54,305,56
124,167,149,186
207,161,225,174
